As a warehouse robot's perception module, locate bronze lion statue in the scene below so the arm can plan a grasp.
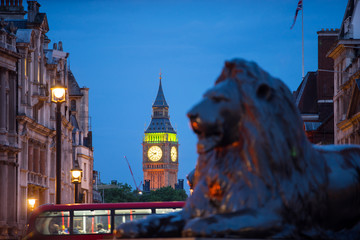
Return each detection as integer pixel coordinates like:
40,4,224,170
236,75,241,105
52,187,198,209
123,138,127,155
116,59,360,239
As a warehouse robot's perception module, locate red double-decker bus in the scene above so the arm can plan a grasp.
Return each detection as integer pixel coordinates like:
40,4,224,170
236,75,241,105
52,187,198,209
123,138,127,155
23,201,185,240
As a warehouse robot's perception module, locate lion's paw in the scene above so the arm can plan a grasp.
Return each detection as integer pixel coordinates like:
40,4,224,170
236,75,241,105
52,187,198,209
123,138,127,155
115,222,140,238
182,218,215,237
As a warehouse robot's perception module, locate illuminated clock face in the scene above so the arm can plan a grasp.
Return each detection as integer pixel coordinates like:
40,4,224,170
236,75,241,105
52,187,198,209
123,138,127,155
171,146,177,162
148,146,162,161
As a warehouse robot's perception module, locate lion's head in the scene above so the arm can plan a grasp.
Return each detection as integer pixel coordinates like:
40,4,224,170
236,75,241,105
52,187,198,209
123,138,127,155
186,59,317,216
188,59,311,173
187,76,243,154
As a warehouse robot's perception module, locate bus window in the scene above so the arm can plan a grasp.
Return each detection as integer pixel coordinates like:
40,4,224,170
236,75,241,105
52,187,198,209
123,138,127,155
155,208,182,214
114,209,151,227
73,210,111,234
34,211,70,235
26,202,185,239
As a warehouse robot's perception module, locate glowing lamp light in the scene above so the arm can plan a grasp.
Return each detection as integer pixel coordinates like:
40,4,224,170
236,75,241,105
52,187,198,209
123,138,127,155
28,198,36,211
53,88,65,98
72,170,81,179
51,85,67,103
71,167,82,183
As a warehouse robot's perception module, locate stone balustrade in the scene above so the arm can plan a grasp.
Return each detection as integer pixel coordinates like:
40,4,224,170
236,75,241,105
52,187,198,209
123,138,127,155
27,171,47,187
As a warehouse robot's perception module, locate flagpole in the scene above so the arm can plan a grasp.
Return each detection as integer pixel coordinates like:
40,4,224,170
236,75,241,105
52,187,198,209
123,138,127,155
301,1,304,79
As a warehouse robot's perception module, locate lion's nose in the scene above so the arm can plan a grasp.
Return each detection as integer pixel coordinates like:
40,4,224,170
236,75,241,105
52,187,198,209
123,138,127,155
187,111,202,133
187,110,199,124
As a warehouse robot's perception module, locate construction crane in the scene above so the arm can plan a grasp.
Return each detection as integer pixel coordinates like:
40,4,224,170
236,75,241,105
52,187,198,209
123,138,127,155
124,156,142,193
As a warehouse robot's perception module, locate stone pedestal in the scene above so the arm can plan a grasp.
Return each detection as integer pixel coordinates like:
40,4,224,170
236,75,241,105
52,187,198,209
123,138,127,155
116,238,283,240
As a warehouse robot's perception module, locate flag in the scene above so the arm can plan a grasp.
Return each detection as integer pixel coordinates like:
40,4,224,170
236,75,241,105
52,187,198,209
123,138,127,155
290,0,303,29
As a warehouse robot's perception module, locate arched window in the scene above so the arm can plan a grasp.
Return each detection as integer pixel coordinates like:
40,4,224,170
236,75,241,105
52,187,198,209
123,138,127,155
71,100,76,111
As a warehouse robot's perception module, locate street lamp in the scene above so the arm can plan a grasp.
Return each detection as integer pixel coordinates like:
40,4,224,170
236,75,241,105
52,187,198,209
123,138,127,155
28,198,36,212
51,84,67,204
71,167,82,203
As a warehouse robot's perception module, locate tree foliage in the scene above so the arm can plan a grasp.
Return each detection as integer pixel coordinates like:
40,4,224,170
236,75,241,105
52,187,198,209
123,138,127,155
103,183,188,203
139,186,188,202
103,183,138,203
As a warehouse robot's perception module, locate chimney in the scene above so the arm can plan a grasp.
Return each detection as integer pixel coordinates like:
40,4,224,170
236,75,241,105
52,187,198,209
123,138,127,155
316,29,339,104
0,0,26,19
58,41,63,51
27,1,40,22
0,0,23,7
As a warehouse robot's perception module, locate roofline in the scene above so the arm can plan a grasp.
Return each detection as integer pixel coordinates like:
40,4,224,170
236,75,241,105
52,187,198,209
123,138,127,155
339,0,353,38
327,39,360,58
301,114,319,121
317,28,339,36
295,71,317,106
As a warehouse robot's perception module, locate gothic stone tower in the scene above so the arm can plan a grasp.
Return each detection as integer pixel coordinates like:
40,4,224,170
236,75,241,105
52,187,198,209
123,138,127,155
143,74,178,190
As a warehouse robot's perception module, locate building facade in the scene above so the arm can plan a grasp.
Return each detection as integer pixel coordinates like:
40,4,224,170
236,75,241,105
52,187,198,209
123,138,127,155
293,29,338,144
142,74,178,190
68,70,94,203
328,0,360,144
0,11,22,239
0,1,94,239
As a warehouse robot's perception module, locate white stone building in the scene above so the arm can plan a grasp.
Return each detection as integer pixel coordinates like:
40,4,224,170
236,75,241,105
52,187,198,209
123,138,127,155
0,1,94,239
329,0,360,144
0,14,22,240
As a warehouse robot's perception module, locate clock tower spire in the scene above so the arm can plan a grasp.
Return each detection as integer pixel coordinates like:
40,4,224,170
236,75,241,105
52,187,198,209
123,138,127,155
142,73,179,190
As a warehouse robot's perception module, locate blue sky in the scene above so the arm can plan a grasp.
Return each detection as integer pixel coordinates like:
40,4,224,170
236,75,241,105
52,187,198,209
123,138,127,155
34,0,347,192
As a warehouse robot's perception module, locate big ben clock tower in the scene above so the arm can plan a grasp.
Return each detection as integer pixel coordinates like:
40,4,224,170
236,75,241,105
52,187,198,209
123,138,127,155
142,73,179,190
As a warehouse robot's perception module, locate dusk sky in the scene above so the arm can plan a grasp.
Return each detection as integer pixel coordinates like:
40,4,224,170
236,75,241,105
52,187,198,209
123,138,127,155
32,0,347,192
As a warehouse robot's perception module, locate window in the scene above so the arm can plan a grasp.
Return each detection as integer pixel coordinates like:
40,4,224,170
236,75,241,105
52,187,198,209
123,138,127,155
50,153,55,178
33,148,39,173
28,145,33,171
84,163,87,181
21,141,27,169
50,194,55,204
35,211,70,235
73,210,111,234
24,59,27,77
114,209,151,227
37,63,40,83
20,187,27,221
155,208,182,214
40,150,46,175
71,100,76,111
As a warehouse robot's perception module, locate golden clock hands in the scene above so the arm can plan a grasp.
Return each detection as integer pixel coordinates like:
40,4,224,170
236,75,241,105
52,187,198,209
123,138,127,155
150,152,159,160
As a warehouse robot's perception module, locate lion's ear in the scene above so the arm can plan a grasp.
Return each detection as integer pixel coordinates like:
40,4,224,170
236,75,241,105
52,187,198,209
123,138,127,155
256,83,273,101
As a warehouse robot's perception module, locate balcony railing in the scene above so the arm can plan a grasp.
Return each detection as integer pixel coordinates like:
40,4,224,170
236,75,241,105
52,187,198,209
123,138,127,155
28,171,48,188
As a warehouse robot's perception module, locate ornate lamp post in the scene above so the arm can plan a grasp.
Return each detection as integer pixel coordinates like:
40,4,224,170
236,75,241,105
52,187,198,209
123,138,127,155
71,167,82,203
51,84,67,204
